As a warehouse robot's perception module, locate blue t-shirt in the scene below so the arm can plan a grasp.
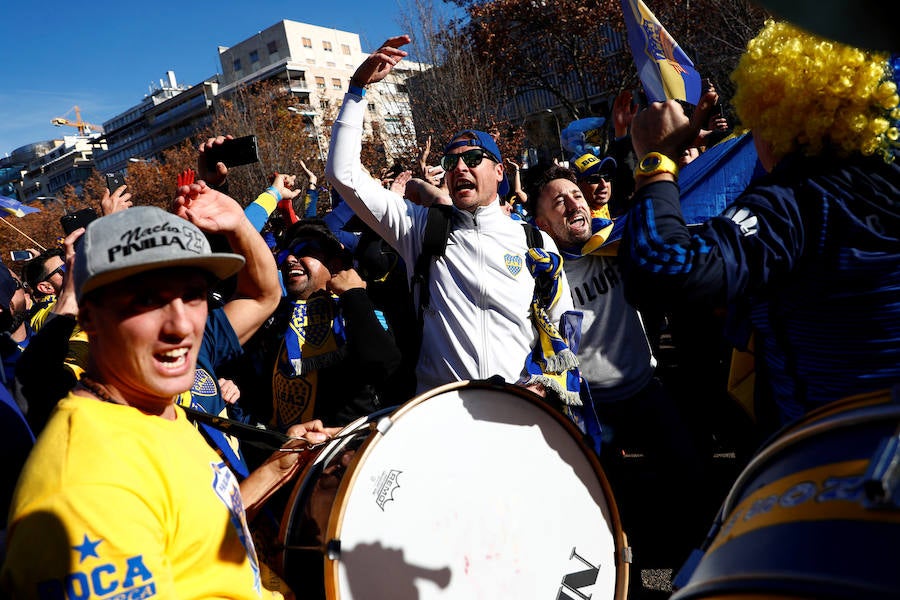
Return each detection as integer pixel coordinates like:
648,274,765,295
189,307,248,476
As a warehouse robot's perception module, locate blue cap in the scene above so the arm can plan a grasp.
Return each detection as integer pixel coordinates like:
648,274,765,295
572,153,617,180
444,130,510,198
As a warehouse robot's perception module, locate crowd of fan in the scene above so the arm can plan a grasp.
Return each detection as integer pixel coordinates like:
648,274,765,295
0,18,898,600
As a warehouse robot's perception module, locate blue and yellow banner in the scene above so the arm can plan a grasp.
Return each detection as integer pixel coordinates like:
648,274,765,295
0,195,40,218
620,0,701,104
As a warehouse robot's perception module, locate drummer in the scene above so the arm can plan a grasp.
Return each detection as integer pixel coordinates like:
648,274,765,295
1,192,338,597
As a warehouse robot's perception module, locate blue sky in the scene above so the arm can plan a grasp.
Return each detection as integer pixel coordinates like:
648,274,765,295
1,0,446,156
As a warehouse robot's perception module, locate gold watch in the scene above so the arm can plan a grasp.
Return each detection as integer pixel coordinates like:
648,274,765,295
635,152,679,179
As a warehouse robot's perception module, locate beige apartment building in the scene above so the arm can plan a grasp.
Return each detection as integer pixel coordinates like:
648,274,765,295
218,20,423,161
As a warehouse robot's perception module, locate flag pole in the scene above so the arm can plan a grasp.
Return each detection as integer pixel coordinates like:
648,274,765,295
0,217,46,251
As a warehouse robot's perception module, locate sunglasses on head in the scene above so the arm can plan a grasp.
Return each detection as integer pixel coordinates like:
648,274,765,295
580,172,612,184
41,264,66,283
440,148,499,171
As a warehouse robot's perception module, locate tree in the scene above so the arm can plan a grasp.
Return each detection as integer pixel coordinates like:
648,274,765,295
442,0,768,127
398,0,527,168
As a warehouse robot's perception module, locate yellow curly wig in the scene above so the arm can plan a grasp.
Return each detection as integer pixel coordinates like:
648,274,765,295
731,20,899,161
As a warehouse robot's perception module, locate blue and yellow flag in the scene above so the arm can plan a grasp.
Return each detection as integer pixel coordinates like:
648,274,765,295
0,195,40,218
621,0,701,104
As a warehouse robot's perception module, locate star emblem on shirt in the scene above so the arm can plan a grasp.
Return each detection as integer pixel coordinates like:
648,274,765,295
73,534,102,563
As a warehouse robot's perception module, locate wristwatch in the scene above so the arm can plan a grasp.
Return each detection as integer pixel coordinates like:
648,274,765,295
635,152,679,179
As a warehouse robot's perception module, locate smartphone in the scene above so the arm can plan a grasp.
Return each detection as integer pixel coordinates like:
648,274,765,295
632,88,648,110
105,172,126,193
205,135,260,169
10,250,34,262
60,207,99,235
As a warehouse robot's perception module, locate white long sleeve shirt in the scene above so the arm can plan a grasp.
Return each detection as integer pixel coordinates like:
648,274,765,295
327,93,574,393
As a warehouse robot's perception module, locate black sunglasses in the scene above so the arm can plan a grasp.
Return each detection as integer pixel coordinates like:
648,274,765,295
580,172,612,184
41,264,66,283
440,148,499,171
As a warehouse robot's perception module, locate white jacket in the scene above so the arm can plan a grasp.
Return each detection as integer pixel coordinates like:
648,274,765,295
327,94,574,393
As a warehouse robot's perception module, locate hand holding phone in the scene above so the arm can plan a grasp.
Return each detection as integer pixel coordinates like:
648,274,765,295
61,208,99,235
204,135,260,170
105,172,126,193
10,250,34,262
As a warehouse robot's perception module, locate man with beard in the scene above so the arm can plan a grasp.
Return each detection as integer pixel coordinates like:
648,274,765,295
528,165,705,583
238,220,401,430
327,36,573,394
527,165,696,462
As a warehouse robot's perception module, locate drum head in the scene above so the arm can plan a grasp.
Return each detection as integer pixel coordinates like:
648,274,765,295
323,381,625,599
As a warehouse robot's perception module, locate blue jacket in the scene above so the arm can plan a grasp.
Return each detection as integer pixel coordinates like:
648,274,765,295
620,153,900,425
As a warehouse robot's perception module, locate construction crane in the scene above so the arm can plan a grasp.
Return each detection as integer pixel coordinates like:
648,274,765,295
50,105,104,135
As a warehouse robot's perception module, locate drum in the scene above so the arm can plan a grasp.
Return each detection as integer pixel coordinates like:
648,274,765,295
672,389,900,599
279,380,629,599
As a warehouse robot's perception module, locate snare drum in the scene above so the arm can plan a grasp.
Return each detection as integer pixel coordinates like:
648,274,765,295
672,389,900,599
279,380,629,599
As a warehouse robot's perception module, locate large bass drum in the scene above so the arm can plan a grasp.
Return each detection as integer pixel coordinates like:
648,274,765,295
279,380,629,599
672,388,900,599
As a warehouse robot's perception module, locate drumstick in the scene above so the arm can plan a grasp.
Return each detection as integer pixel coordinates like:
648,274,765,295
277,426,371,452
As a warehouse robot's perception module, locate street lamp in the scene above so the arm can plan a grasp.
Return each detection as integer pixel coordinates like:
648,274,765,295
128,157,161,174
288,106,326,163
545,109,564,162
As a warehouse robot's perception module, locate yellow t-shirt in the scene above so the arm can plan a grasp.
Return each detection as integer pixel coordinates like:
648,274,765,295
1,393,285,599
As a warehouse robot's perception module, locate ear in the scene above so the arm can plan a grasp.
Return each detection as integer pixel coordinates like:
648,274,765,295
534,215,549,232
35,281,55,297
79,302,97,335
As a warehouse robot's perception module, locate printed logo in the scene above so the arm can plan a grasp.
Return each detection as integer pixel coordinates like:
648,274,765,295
37,534,157,599
374,469,402,510
557,547,601,600
505,253,523,277
723,206,759,237
191,369,218,397
212,461,261,594
108,220,203,263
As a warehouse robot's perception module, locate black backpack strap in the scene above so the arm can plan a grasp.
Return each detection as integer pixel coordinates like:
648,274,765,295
522,222,558,305
522,222,543,250
412,205,453,320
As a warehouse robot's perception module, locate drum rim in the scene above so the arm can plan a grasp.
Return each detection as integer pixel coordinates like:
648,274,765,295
322,379,630,600
722,394,900,516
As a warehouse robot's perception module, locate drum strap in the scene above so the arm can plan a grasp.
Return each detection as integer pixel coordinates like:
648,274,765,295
181,404,291,452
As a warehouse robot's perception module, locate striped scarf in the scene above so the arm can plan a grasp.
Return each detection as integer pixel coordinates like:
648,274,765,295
558,207,625,260
520,248,582,406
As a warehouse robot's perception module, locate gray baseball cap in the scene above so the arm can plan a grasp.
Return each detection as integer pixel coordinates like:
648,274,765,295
74,206,245,301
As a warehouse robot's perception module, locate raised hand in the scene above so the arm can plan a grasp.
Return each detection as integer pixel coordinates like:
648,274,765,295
197,135,234,187
350,35,411,88
172,180,244,234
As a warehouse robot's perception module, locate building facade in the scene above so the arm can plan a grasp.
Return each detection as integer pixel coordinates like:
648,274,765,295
93,71,218,174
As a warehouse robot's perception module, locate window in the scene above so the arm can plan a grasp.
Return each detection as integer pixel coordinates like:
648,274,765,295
367,103,375,112
315,76,326,90
320,98,330,109
306,58,316,65
249,50,259,63
341,44,351,55
326,61,336,68
302,37,312,48
267,40,278,55
332,78,342,89
323,41,333,52
233,58,242,71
